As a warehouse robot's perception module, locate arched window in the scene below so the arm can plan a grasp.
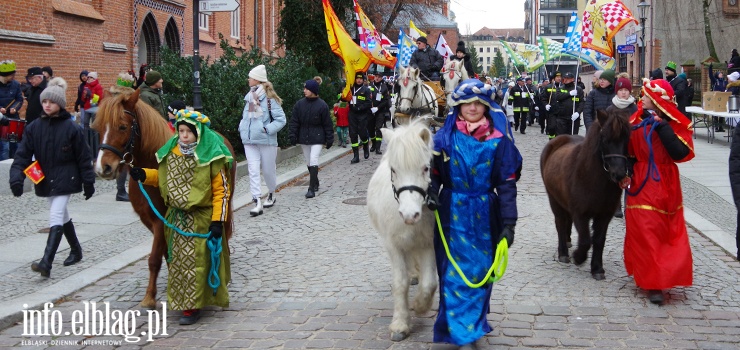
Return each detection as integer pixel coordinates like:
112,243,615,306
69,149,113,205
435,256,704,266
164,17,181,54
138,13,161,66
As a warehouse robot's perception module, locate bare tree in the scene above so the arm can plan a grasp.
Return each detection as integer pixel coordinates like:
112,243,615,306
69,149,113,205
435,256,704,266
703,0,718,61
357,0,449,40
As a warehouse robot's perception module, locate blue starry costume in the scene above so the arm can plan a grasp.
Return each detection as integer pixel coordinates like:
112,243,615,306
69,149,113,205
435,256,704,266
431,79,522,346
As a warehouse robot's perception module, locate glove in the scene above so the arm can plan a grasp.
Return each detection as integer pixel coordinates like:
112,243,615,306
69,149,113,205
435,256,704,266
208,221,223,240
545,104,551,111
571,112,580,121
534,106,539,111
500,224,515,247
371,107,379,114
426,187,439,211
130,167,146,182
10,184,23,197
83,183,95,200
569,90,578,97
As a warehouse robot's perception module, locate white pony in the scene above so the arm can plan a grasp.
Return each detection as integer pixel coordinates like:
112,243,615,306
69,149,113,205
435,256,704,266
367,119,437,341
395,66,439,125
441,59,469,109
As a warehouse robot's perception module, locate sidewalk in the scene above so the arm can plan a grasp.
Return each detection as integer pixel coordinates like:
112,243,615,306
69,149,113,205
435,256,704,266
0,145,350,329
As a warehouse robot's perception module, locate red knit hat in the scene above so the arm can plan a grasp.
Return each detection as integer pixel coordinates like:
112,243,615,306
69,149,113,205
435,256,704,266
639,78,685,124
614,78,632,93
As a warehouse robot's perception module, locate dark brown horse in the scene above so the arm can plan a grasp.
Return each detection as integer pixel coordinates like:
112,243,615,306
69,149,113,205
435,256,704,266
92,90,236,309
540,109,631,280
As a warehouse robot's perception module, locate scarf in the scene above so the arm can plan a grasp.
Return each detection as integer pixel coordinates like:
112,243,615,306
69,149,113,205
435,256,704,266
612,95,635,110
245,85,266,119
178,141,198,156
455,117,502,141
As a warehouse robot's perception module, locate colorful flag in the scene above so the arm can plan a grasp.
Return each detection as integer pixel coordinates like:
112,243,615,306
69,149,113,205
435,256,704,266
435,33,454,63
396,28,417,70
539,36,565,62
354,0,396,68
380,33,393,47
582,0,638,56
562,12,582,53
500,40,542,71
408,20,427,41
323,0,372,101
560,11,617,71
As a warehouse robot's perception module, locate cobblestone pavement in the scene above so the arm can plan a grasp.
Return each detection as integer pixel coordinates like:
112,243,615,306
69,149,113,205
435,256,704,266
1,128,739,349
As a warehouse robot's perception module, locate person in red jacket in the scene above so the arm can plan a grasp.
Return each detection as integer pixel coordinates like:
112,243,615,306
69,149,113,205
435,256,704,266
81,71,104,129
624,78,695,305
333,99,349,148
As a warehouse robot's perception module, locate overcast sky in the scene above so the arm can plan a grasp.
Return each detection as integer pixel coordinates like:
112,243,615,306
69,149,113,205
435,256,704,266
450,0,526,35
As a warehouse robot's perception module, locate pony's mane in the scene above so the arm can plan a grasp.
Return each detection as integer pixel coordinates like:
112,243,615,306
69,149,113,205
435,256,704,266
93,93,174,156
385,119,433,170
583,109,631,152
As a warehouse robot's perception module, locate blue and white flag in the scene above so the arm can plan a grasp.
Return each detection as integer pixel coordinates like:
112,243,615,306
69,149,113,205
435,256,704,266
396,28,417,70
562,12,582,53
560,12,616,70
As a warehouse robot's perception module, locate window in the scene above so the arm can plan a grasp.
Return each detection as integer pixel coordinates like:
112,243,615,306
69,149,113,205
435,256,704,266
540,14,569,35
479,57,483,63
487,57,491,63
230,10,240,38
479,47,483,53
618,53,627,74
487,47,490,53
494,47,499,53
199,13,209,30
540,0,577,9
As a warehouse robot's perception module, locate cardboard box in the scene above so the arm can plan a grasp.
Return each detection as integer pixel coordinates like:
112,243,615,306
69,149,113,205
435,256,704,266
712,92,732,112
703,91,716,110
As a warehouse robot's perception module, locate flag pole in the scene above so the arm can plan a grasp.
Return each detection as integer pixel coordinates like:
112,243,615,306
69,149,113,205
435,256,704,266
571,57,582,135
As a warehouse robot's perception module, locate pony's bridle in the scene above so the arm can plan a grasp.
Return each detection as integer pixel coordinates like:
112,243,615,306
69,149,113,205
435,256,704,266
395,74,435,115
390,167,431,203
99,109,140,166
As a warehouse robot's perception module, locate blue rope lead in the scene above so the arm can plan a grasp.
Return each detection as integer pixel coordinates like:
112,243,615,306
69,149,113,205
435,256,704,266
627,117,662,197
137,181,222,295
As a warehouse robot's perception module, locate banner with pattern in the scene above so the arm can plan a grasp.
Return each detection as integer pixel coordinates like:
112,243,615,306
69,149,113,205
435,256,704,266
582,0,637,56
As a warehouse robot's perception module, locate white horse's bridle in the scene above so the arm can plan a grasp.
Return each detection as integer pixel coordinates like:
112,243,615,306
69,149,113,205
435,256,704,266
396,71,436,115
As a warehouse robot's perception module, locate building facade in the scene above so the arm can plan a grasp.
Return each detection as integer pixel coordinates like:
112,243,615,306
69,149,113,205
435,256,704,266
535,0,579,81
463,28,527,78
0,0,280,114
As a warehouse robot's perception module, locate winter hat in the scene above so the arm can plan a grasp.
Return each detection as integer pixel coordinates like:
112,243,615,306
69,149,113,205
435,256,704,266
650,68,664,80
39,77,68,107
638,78,684,123
26,66,43,78
176,119,198,138
167,100,187,115
354,72,365,80
79,70,89,79
41,66,53,77
145,70,162,85
614,77,632,92
729,72,740,82
248,64,268,82
304,79,320,95
87,71,98,80
416,36,428,44
599,69,616,84
456,41,467,55
665,61,677,73
0,60,16,76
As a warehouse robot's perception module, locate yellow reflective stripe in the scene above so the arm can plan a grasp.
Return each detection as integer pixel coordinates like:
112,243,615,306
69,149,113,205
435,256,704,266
357,96,366,100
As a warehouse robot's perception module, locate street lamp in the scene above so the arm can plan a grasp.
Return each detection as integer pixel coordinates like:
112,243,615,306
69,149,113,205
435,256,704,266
637,1,650,80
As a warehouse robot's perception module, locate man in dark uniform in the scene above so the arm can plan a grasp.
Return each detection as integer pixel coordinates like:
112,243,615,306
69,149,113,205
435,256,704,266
535,78,549,134
554,72,584,136
524,77,537,126
409,36,443,81
368,73,391,155
348,72,372,164
508,77,531,134
24,67,47,124
540,72,564,139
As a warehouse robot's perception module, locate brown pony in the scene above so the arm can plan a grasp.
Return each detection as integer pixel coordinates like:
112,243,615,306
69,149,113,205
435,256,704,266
92,90,236,309
540,109,631,280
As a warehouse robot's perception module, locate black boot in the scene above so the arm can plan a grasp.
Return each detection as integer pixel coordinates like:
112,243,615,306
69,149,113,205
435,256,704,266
350,147,360,164
306,166,319,198
31,225,64,277
62,220,82,266
116,169,129,202
363,142,370,159
375,140,383,155
369,139,377,152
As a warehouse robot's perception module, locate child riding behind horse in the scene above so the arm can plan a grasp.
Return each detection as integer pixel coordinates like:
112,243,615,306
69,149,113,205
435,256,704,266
129,110,233,325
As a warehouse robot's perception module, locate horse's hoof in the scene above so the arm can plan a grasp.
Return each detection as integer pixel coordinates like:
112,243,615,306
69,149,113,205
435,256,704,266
139,299,157,310
390,331,409,342
592,273,605,280
410,277,419,285
557,256,570,263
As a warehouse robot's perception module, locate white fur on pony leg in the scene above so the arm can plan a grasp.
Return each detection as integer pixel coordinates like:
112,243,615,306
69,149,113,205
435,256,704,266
389,251,411,341
412,249,437,315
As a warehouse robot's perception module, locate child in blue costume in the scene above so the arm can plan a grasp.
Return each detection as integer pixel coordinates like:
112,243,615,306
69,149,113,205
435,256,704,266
430,79,522,349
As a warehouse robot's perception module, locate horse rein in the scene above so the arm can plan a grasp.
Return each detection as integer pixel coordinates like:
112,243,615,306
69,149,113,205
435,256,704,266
98,109,140,166
395,75,436,115
389,166,430,203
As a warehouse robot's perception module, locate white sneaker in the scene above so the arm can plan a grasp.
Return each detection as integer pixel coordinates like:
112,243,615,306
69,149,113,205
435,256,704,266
249,197,263,216
263,193,276,208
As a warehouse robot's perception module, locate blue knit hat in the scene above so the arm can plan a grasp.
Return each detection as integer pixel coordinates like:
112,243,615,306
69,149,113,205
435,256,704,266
450,78,499,109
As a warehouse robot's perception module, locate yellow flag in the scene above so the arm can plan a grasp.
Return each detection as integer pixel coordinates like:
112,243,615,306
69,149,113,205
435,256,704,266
408,20,427,41
323,0,372,101
582,0,637,56
354,0,397,68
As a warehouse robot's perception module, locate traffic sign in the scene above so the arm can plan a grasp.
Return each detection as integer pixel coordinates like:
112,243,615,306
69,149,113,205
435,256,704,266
625,34,637,45
199,0,239,12
617,45,635,54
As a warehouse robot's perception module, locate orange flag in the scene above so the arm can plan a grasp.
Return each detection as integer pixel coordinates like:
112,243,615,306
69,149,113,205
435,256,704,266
323,0,372,101
582,0,637,56
354,0,396,68
24,161,45,184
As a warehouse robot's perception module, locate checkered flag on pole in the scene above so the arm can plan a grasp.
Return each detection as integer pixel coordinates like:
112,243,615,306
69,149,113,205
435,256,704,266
396,29,417,70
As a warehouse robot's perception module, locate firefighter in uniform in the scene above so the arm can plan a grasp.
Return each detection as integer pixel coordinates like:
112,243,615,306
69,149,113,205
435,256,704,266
508,77,531,134
524,77,537,126
368,74,391,155
540,72,564,139
348,72,372,164
554,72,584,136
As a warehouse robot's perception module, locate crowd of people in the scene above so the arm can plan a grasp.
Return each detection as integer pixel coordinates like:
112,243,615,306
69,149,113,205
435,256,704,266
2,45,739,344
